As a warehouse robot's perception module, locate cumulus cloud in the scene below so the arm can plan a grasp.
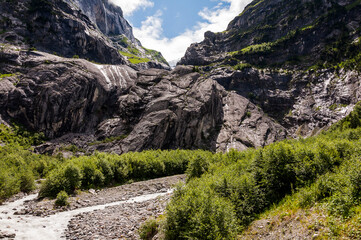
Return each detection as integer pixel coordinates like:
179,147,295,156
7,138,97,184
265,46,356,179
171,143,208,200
133,0,252,64
110,0,154,17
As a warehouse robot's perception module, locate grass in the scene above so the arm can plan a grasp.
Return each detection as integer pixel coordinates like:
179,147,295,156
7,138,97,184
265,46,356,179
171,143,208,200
233,62,252,71
119,51,150,64
143,47,168,65
0,73,16,79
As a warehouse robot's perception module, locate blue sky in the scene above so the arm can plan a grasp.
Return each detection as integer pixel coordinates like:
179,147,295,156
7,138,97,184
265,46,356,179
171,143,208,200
128,1,229,39
110,0,252,64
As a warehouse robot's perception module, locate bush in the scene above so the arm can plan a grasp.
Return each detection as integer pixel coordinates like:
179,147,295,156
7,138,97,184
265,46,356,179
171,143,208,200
139,217,158,240
165,181,239,239
19,171,35,193
63,164,82,193
39,164,82,198
55,191,69,206
186,154,210,181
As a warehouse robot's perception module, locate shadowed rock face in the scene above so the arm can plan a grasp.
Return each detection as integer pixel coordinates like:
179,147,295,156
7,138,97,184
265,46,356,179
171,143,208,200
66,0,170,70
0,47,285,154
0,0,169,69
176,0,361,140
70,0,135,42
0,0,360,155
179,0,361,68
0,0,126,64
0,48,136,138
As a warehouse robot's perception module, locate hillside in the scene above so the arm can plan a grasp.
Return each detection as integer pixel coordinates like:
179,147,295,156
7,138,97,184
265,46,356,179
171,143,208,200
0,0,169,69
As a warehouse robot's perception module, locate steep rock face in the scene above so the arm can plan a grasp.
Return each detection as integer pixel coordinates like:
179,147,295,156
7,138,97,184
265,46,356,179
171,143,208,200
0,0,169,69
0,46,136,138
217,92,286,152
208,66,361,137
67,0,170,69
0,0,127,64
1,0,360,154
179,0,361,68
178,0,361,138
0,47,285,154
69,0,135,42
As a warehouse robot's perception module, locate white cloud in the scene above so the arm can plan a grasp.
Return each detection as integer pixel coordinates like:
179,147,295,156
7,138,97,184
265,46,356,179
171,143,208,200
110,0,154,17
133,0,252,64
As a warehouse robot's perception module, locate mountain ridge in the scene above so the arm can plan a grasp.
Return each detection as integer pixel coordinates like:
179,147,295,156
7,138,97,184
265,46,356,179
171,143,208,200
0,0,360,155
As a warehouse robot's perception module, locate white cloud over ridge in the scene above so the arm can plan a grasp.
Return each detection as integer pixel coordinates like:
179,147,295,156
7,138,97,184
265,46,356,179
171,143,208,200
110,0,154,17
133,0,253,65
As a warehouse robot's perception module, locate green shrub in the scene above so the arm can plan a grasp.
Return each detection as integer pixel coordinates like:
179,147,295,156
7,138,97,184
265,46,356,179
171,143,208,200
39,164,82,198
165,181,239,239
55,190,69,206
186,154,210,181
63,164,82,193
139,217,158,240
19,171,35,193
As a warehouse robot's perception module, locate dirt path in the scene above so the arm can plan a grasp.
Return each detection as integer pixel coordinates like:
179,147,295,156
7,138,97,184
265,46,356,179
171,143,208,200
0,175,185,239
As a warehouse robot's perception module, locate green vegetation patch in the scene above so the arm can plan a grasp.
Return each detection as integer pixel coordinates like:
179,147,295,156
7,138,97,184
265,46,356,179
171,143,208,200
0,123,45,147
0,73,16,79
143,47,168,65
119,51,150,64
162,103,361,238
0,122,209,202
39,149,210,198
230,30,299,56
233,62,252,71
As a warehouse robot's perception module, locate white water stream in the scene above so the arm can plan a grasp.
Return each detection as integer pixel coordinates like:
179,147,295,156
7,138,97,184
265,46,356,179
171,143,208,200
0,191,171,239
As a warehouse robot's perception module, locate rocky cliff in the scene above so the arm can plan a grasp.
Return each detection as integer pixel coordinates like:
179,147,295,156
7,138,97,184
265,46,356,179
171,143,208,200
179,0,361,68
0,0,360,155
0,0,168,69
68,0,136,42
0,46,285,154
66,0,170,70
0,0,126,64
179,0,361,138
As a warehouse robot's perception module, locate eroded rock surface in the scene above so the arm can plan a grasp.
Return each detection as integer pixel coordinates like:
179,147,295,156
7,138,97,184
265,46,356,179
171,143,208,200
0,46,286,154
1,0,360,155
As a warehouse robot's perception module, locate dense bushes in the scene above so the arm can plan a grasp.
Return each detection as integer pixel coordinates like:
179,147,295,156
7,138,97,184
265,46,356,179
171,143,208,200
298,156,361,217
165,182,239,240
0,122,205,201
39,150,204,198
0,142,58,203
164,104,361,238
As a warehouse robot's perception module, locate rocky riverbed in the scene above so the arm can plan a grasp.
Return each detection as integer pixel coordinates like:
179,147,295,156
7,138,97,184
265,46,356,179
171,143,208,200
0,175,185,239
